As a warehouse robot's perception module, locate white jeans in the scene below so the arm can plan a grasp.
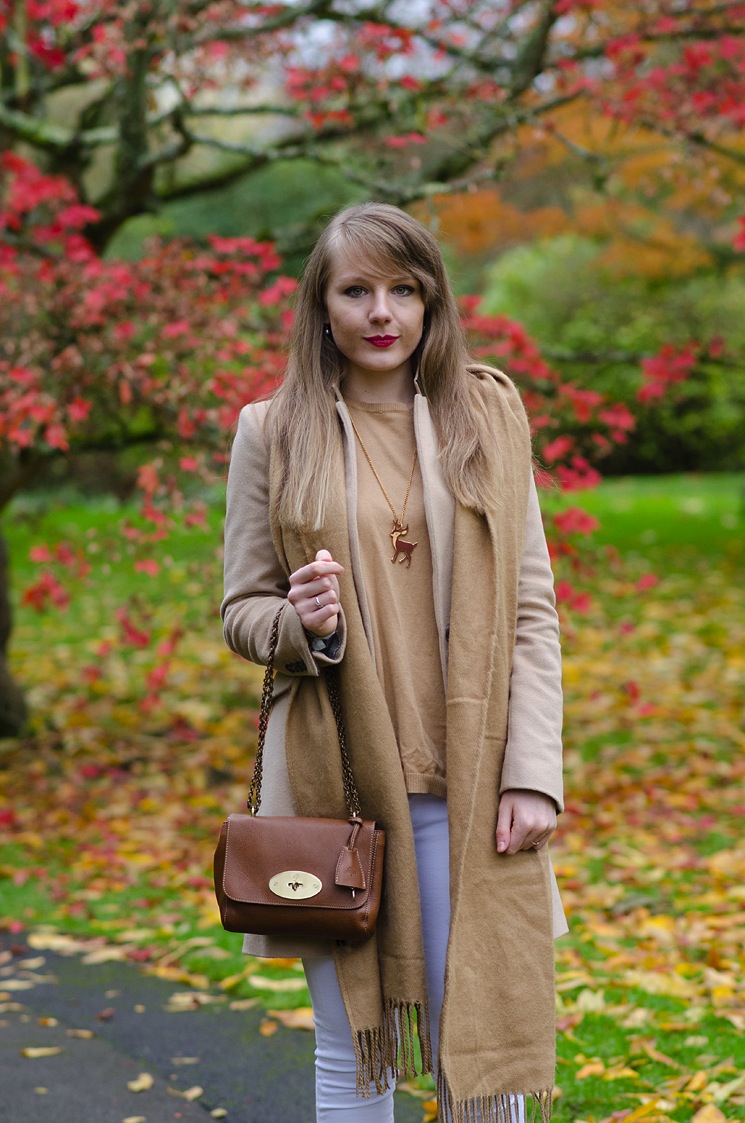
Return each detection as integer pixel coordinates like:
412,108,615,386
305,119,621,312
304,794,451,1122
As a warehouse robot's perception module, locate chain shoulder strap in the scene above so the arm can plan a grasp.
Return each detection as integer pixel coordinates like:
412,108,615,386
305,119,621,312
247,605,362,820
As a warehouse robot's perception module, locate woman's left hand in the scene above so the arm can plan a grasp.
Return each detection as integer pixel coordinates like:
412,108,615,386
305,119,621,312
496,789,557,855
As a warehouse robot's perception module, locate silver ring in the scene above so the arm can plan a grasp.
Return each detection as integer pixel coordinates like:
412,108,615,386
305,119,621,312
532,841,540,850
314,596,322,609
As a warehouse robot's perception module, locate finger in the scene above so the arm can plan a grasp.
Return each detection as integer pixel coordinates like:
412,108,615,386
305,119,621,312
306,589,338,614
506,822,530,855
495,796,514,854
304,599,339,637
288,574,340,608
289,561,344,590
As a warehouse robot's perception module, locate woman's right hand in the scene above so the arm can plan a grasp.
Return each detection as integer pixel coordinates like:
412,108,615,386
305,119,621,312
288,549,344,637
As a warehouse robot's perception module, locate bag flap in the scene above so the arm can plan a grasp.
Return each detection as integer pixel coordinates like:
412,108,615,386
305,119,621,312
220,814,382,910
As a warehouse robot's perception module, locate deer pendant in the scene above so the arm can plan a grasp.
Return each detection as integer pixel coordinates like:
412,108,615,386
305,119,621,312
390,521,417,567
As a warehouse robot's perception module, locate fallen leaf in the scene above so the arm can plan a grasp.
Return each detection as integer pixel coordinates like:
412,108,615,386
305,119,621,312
691,1107,726,1123
259,1017,278,1037
127,1072,154,1092
268,1007,315,1030
210,1111,228,1119
576,1060,606,1079
21,1046,62,1058
247,973,306,992
182,1086,203,1101
713,1073,745,1103
67,1028,94,1039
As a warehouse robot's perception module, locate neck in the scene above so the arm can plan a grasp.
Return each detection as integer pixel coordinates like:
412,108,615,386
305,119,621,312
342,365,416,405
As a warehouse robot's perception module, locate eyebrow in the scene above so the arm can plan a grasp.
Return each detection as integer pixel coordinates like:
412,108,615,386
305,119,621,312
334,273,417,286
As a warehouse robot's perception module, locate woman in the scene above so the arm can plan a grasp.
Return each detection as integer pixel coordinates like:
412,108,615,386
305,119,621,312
221,203,565,1123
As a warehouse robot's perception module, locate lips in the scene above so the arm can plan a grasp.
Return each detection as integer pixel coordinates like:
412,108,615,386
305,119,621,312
365,335,399,347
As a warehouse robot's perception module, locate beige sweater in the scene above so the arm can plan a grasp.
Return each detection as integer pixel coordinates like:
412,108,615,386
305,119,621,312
346,397,447,797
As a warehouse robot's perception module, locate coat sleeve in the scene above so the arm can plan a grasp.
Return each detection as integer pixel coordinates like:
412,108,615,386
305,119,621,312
220,402,347,677
499,472,564,812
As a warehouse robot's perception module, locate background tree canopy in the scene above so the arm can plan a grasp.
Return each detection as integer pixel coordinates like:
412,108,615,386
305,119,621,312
1,0,744,731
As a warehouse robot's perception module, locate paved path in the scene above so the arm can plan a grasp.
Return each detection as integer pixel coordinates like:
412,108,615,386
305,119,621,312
0,933,425,1123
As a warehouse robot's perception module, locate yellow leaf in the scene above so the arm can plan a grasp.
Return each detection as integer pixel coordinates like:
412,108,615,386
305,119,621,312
577,1060,606,1079
713,1074,745,1103
180,1086,204,1101
259,1018,278,1037
691,1107,726,1123
603,1064,639,1080
637,915,678,945
618,1102,664,1122
21,1047,63,1058
685,1071,708,1093
127,1072,154,1092
269,1007,315,1031
247,974,307,992
210,1111,228,1120
67,1029,95,1039
122,1117,147,1123
576,988,605,1012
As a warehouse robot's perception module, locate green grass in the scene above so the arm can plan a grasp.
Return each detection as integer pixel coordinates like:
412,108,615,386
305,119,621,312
3,472,745,1123
544,471,744,565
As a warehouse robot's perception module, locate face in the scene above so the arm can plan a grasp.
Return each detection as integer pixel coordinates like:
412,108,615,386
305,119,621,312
324,247,426,391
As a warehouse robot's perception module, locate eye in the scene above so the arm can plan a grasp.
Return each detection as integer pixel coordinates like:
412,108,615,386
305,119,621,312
344,285,367,297
392,284,415,296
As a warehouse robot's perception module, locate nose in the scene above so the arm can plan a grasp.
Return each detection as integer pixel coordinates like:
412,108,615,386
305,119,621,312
369,288,392,323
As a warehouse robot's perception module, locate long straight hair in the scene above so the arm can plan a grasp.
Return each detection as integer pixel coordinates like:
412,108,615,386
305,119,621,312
269,202,501,529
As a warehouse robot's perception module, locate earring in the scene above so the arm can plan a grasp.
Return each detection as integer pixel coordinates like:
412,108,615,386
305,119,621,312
323,323,333,340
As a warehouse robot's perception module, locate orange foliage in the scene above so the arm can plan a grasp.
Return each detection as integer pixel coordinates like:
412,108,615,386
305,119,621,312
427,191,566,257
429,93,740,280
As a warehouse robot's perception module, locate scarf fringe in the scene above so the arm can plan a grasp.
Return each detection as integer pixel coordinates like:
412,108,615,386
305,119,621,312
436,1074,553,1123
353,997,433,1097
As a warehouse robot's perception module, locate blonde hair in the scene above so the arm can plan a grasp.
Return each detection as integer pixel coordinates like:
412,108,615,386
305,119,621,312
270,202,501,529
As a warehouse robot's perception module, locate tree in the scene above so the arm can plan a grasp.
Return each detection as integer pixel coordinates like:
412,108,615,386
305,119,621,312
1,1,744,732
1,2,743,249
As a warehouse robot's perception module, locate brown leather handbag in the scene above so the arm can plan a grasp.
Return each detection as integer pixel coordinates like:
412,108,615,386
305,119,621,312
213,608,385,945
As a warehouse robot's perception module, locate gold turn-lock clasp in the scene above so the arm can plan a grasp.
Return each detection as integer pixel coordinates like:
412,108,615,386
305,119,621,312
269,870,323,900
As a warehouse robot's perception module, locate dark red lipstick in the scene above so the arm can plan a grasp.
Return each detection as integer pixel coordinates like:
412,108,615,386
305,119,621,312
365,335,399,347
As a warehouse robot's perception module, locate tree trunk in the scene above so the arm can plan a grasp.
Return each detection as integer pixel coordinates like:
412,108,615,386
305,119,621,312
0,530,28,738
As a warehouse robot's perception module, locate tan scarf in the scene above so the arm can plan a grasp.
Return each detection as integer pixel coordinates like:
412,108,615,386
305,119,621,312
269,368,555,1123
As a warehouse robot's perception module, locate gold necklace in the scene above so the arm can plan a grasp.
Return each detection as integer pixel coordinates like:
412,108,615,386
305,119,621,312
349,415,418,568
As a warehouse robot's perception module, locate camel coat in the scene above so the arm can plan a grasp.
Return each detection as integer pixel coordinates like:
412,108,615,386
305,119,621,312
221,388,567,957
